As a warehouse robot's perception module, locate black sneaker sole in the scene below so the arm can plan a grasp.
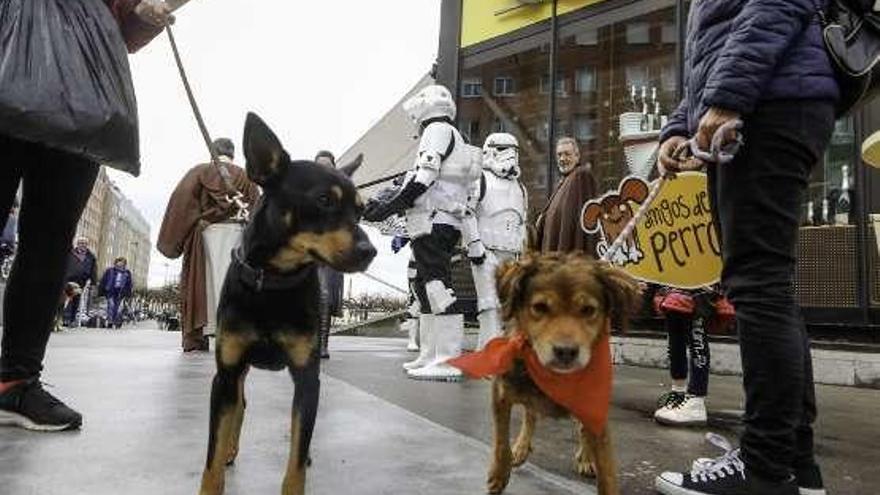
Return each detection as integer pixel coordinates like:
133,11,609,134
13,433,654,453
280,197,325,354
655,475,709,495
0,410,81,432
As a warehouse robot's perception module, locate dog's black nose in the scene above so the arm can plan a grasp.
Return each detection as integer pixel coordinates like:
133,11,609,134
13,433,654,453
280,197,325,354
356,239,377,261
552,346,579,365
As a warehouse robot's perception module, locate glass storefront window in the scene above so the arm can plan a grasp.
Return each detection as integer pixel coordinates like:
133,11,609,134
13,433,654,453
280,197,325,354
795,117,862,310
458,34,552,212
556,2,678,192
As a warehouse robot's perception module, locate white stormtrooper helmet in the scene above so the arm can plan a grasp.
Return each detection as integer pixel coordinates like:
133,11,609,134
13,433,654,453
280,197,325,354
482,133,520,178
403,84,457,125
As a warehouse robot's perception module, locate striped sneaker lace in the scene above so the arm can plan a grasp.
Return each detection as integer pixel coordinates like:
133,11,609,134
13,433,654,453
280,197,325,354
689,433,745,483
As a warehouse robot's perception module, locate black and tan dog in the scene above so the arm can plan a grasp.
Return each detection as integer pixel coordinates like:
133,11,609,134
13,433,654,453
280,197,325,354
198,113,376,495
487,253,639,495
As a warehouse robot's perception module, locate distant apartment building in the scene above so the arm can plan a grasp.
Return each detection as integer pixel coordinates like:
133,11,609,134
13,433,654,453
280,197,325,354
74,167,151,289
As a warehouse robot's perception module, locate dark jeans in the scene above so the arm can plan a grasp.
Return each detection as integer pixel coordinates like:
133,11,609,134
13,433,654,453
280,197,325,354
411,224,461,315
0,136,98,381
107,294,125,327
666,313,710,397
707,100,834,482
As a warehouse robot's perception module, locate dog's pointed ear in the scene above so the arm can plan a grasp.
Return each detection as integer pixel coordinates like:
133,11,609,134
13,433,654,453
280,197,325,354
338,154,363,178
243,112,289,187
595,261,641,331
497,254,539,323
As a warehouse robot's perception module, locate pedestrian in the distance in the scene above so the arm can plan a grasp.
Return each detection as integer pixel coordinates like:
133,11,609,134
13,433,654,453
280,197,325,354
62,238,98,327
0,0,169,432
314,151,345,359
654,1,838,494
99,258,133,329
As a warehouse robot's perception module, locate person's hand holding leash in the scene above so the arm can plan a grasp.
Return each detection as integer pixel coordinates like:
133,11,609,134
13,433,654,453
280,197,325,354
135,0,175,27
696,107,740,154
658,136,689,175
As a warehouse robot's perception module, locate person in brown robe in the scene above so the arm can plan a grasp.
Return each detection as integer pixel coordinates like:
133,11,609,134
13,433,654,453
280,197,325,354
157,138,260,352
536,136,599,256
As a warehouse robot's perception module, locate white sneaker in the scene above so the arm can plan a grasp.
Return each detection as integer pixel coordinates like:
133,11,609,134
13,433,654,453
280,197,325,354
654,394,707,426
402,315,433,371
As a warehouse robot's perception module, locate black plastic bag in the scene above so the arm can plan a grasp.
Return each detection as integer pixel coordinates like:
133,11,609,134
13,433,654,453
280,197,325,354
0,0,141,175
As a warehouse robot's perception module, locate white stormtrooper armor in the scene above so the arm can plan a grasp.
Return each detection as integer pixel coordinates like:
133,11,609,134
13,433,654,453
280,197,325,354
396,84,483,382
404,110,483,237
470,133,528,349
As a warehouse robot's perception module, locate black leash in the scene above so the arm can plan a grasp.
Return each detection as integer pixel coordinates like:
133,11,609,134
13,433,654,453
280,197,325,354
355,171,407,190
166,25,249,221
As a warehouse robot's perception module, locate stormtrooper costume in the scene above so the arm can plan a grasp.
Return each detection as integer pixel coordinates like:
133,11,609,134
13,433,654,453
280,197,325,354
363,84,482,381
402,255,421,352
464,133,527,349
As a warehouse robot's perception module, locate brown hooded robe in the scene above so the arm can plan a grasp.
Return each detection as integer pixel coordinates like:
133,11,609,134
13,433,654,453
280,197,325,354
536,165,599,256
157,162,260,348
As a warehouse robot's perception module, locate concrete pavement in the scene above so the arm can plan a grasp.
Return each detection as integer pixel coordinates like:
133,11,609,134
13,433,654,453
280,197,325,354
0,327,878,494
0,328,585,495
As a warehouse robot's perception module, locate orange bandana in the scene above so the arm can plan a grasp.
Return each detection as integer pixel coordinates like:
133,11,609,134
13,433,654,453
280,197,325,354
448,332,612,436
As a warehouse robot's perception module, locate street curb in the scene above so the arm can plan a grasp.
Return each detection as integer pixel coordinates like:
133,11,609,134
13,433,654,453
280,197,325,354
611,336,880,389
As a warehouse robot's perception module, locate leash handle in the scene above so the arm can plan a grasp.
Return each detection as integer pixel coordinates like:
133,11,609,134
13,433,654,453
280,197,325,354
603,120,744,264
166,25,249,221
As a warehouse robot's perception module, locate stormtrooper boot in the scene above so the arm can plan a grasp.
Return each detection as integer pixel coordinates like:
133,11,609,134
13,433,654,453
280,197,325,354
476,309,503,350
407,314,464,382
402,317,420,352
402,315,434,371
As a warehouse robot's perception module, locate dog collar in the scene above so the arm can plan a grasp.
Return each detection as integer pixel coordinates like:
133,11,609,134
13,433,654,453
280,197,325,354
232,248,316,292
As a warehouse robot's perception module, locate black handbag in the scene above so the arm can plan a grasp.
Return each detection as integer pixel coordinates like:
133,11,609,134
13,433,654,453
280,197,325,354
816,0,880,116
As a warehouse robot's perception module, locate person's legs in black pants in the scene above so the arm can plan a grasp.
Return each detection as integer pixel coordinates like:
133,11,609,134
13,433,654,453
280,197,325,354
666,313,690,387
1,138,98,381
711,100,834,483
410,224,461,313
686,315,710,398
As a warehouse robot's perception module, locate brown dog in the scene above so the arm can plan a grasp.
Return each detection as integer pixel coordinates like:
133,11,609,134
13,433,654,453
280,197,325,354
487,253,639,495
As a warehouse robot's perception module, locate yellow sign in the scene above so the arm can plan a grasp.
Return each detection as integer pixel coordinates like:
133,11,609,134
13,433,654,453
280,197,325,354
581,173,721,289
461,0,606,48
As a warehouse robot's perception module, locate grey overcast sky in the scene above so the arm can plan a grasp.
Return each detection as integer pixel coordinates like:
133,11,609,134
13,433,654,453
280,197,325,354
107,0,440,292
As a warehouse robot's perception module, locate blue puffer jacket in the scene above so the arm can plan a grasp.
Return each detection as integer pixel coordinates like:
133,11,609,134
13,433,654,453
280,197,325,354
660,0,840,142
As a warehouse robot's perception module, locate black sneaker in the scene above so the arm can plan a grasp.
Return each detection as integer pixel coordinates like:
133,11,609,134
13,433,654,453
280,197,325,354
796,463,826,495
0,379,82,431
655,445,798,495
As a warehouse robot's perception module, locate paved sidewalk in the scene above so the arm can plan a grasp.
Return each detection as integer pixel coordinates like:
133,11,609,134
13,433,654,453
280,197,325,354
1,328,878,494
0,329,584,495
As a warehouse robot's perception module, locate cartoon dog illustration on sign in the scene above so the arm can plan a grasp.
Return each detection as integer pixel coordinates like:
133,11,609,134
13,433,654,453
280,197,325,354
581,176,650,266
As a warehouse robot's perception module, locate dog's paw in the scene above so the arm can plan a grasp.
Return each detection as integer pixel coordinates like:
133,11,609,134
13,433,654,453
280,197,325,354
575,446,597,478
487,469,510,494
510,440,531,467
487,457,512,494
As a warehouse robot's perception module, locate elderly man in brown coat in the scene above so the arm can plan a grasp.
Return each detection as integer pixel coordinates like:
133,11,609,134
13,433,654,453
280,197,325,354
158,138,260,352
536,136,599,255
